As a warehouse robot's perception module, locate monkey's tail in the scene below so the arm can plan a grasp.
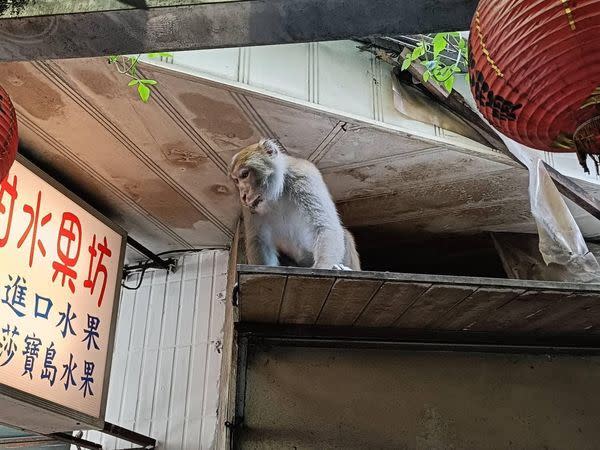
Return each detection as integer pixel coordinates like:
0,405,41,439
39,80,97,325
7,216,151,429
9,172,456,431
343,229,362,271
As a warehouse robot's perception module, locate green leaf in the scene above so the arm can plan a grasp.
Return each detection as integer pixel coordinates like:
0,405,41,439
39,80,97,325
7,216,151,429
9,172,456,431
107,55,118,64
439,66,452,78
465,72,470,84
423,71,431,83
411,45,425,60
140,79,158,85
158,52,173,58
444,76,455,92
147,53,160,59
401,58,412,71
433,33,448,58
128,79,139,86
138,83,151,102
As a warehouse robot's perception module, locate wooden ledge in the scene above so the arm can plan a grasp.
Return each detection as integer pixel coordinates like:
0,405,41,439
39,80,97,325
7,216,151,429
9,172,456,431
236,265,600,337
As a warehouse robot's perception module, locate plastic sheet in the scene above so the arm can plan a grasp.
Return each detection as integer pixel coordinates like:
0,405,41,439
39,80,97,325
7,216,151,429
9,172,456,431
454,76,600,282
503,139,600,282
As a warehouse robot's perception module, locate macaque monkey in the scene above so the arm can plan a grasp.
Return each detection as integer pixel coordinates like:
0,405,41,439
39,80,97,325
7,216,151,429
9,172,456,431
229,138,361,270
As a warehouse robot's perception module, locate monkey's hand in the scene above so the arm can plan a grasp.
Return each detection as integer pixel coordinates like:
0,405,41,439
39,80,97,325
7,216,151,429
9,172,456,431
331,264,352,271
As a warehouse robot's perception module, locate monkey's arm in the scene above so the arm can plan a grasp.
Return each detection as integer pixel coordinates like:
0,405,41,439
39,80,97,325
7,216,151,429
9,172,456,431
243,216,279,266
312,225,346,269
300,178,346,269
246,235,279,266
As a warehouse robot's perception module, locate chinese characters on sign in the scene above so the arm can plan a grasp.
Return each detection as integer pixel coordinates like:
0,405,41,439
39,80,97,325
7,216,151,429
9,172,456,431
0,160,124,419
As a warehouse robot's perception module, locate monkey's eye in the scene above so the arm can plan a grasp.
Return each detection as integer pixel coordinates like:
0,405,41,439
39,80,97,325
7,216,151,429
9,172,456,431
239,169,249,179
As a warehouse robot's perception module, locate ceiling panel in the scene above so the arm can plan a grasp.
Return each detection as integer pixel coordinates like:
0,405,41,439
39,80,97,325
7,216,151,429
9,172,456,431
57,58,240,235
141,64,263,154
246,95,340,161
337,170,530,229
317,125,439,168
322,147,514,202
0,60,230,254
0,56,577,261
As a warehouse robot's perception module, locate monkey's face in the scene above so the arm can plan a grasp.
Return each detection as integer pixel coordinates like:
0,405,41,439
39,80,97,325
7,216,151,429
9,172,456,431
231,162,266,213
229,139,284,214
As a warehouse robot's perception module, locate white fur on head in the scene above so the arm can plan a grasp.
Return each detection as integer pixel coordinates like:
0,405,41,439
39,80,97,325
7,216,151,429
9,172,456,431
260,138,286,156
261,139,286,201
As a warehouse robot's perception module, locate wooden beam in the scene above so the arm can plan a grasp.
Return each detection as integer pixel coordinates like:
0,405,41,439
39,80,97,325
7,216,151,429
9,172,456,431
0,2,242,18
0,0,162,18
544,162,600,222
215,219,241,450
0,0,477,61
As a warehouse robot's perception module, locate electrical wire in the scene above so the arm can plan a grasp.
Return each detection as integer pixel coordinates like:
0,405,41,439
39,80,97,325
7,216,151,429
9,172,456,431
120,247,229,291
121,265,149,290
156,247,228,257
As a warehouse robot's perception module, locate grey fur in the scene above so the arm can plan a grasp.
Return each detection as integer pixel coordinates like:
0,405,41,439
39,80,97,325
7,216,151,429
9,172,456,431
230,139,361,270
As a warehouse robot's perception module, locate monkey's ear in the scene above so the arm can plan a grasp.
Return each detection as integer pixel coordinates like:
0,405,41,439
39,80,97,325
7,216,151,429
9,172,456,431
260,138,284,156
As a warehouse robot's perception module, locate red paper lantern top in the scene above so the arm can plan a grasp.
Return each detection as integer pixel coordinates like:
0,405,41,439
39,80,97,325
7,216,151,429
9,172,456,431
0,85,18,181
469,0,600,172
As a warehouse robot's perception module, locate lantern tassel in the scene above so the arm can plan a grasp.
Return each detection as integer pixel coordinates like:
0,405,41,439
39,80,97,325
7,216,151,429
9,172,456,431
575,150,600,176
592,154,600,176
574,116,600,175
576,148,591,174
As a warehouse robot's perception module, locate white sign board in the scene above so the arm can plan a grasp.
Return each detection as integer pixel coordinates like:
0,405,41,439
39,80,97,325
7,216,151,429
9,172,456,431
0,158,125,425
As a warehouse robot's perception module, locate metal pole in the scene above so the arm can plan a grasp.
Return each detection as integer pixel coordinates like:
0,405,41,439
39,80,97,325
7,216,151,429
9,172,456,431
102,422,157,449
47,433,102,450
126,236,173,271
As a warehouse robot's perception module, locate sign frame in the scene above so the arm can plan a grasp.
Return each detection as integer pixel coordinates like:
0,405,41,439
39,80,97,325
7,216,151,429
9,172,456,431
0,154,127,433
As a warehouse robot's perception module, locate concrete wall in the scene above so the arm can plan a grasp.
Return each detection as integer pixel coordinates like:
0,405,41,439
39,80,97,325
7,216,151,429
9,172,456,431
81,250,229,449
240,346,600,449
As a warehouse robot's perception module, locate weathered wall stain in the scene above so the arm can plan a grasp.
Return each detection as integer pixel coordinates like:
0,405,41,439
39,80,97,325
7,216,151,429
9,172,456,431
0,64,65,120
122,179,208,229
345,167,371,182
178,92,256,148
74,68,121,99
161,143,208,169
416,405,455,450
210,184,231,196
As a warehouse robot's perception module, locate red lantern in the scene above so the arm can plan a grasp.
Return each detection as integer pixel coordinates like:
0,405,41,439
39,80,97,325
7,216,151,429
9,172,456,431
469,0,600,173
0,85,18,180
